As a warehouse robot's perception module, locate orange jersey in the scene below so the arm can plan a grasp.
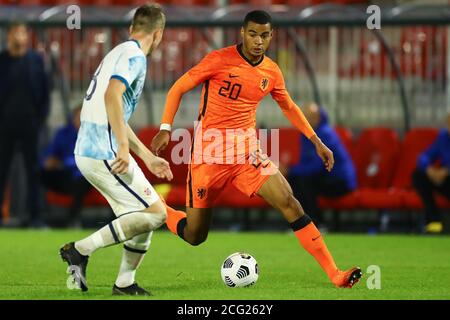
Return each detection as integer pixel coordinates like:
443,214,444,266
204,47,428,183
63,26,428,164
189,45,288,163
162,44,316,163
187,45,287,131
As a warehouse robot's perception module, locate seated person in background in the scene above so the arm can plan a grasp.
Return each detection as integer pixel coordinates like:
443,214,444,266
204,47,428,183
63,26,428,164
288,102,357,228
412,112,450,234
41,105,91,227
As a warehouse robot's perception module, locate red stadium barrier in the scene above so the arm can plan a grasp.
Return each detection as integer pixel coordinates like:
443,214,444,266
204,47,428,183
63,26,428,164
392,128,439,190
319,127,450,211
334,126,354,156
319,127,402,210
391,128,450,209
46,188,108,207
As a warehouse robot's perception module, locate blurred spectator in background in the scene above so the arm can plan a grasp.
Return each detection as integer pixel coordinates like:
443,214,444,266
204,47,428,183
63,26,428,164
288,102,357,229
41,105,91,228
412,112,450,234
0,22,50,228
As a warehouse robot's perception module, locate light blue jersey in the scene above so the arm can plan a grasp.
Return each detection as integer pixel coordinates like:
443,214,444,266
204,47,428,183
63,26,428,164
75,40,147,160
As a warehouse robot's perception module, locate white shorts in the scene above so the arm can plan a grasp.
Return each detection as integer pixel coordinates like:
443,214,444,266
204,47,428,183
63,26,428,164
75,154,159,216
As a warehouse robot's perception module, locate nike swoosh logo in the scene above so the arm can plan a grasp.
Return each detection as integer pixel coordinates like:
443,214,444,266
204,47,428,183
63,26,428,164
229,74,239,78
312,235,321,241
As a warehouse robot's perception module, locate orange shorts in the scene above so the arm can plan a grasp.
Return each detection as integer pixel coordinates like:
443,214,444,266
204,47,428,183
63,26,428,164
185,153,277,208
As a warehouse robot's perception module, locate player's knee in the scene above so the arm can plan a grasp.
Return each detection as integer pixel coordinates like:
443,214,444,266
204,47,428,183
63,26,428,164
142,202,167,226
189,234,207,246
118,211,166,236
281,193,304,216
153,210,167,228
125,231,153,252
278,191,294,209
144,200,167,215
141,211,167,231
186,229,208,246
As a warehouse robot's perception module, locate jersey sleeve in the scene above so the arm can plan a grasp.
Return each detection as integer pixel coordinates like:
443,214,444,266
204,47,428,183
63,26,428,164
187,50,223,85
270,64,316,139
270,65,289,102
111,51,146,89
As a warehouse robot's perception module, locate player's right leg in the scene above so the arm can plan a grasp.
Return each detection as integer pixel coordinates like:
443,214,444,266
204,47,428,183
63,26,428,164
256,170,362,288
225,149,361,288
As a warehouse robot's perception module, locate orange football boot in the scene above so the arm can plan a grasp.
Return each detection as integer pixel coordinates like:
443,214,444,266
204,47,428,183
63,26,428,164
332,267,363,288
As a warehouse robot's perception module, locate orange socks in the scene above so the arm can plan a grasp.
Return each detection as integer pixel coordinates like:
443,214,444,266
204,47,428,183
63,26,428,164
164,204,186,236
291,215,339,282
158,193,187,236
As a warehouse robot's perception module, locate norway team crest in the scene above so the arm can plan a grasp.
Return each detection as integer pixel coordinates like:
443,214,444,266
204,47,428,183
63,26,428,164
260,78,269,91
144,187,152,196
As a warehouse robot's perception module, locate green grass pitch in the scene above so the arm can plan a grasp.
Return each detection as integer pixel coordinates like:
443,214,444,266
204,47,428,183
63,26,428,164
0,230,449,300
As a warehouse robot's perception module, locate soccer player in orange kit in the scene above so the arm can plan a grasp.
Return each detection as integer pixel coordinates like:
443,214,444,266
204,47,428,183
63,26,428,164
151,10,362,288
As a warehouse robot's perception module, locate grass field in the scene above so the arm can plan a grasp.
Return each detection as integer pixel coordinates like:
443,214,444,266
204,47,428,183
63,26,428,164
0,229,449,300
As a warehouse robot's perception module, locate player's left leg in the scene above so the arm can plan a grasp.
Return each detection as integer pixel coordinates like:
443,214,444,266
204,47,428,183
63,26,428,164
256,170,362,288
164,162,227,245
166,206,213,245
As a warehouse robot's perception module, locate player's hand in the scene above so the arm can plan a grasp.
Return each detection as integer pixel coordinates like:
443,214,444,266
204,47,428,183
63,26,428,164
317,144,334,172
147,155,173,181
110,145,129,175
311,135,334,172
151,130,170,156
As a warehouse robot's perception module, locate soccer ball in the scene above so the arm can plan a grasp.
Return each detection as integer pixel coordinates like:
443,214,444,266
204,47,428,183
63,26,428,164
220,252,259,287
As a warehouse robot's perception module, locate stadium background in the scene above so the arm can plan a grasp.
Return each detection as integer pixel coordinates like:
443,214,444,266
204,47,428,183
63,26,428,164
1,0,449,233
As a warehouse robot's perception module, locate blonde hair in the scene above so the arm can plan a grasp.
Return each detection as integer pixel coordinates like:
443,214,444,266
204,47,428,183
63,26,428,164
131,3,166,34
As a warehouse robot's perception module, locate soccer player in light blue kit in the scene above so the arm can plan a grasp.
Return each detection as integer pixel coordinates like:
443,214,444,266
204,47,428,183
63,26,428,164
60,4,172,296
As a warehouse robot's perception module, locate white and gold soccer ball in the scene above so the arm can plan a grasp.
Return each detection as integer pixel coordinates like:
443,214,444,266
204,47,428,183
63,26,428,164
220,252,259,287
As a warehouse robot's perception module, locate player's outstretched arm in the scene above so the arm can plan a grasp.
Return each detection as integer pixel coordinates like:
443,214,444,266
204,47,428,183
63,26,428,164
151,72,197,154
277,96,334,172
127,125,173,181
310,134,334,172
105,79,129,175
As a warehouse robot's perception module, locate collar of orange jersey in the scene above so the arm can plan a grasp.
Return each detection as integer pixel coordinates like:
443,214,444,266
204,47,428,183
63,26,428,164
236,44,264,67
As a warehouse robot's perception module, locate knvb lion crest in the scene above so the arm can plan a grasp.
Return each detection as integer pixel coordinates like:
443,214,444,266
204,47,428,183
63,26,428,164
197,187,207,200
260,78,269,91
